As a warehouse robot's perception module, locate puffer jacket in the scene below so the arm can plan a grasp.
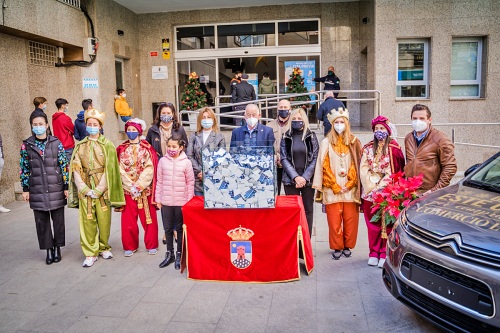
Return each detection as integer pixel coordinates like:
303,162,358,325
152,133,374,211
258,78,276,95
114,95,132,116
155,151,195,206
404,125,457,192
280,128,319,186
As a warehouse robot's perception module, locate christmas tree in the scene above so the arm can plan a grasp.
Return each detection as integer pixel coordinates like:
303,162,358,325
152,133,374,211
286,67,309,103
180,71,208,110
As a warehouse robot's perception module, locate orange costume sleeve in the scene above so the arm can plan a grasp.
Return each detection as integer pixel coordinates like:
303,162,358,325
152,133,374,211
322,150,342,194
344,162,358,190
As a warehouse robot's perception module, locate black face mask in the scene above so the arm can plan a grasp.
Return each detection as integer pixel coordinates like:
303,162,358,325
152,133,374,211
291,121,304,131
278,110,290,119
328,71,333,76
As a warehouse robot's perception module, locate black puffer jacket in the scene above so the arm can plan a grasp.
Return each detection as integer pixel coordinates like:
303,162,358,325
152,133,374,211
24,136,66,211
279,128,319,186
145,124,188,158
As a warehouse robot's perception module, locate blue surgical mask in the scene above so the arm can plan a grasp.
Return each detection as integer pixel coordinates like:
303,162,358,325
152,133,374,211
160,115,173,123
64,107,68,113
86,126,99,135
32,126,47,136
201,119,213,129
41,104,47,111
126,132,139,140
374,130,389,141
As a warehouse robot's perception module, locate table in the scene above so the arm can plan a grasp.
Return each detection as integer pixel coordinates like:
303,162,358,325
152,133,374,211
181,195,314,282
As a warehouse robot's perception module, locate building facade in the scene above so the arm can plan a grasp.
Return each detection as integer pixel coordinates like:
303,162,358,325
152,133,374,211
0,0,498,204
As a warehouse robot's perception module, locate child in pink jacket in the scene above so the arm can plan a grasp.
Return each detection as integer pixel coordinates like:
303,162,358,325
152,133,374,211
156,136,195,269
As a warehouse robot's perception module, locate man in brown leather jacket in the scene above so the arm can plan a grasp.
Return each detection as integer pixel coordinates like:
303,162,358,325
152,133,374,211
404,104,457,195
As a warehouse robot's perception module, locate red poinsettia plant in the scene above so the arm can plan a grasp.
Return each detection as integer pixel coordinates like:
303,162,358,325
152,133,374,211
370,172,423,237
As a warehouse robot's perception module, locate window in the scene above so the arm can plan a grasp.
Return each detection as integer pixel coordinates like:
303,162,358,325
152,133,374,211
451,37,483,98
278,20,319,46
176,26,215,50
396,39,429,98
217,23,275,48
29,41,57,67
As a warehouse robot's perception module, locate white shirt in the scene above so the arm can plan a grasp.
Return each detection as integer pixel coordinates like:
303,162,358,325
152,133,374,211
202,129,212,144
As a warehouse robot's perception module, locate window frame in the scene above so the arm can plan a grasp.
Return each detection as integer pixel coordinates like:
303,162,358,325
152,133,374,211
396,39,429,100
450,37,483,99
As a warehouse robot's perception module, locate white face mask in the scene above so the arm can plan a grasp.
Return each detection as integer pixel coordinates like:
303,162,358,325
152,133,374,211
122,93,127,98
246,117,258,128
334,123,346,134
412,119,428,133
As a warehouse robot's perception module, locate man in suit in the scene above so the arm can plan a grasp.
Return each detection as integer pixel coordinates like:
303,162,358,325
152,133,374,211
230,104,274,148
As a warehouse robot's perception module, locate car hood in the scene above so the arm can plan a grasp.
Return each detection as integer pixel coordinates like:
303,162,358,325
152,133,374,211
405,184,500,254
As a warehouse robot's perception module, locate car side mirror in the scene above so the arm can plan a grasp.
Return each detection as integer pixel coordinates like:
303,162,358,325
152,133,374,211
464,163,481,177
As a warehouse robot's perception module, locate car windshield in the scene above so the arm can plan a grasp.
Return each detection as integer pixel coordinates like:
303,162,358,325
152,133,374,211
466,154,500,193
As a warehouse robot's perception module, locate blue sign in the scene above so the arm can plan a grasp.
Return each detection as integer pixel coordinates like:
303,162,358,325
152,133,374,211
284,60,316,101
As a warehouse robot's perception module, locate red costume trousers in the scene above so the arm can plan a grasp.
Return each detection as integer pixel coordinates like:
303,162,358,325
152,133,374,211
362,200,392,259
121,194,159,251
325,202,359,251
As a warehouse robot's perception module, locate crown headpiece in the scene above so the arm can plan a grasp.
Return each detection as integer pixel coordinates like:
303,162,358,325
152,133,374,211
227,226,254,241
84,109,106,125
326,107,349,124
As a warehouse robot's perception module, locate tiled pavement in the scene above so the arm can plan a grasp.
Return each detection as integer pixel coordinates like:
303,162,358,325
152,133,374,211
0,198,442,333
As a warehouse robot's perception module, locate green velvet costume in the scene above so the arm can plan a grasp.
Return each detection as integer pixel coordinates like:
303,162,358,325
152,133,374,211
69,135,125,257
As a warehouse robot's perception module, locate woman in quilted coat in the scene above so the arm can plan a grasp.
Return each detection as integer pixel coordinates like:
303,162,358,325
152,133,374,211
156,136,194,269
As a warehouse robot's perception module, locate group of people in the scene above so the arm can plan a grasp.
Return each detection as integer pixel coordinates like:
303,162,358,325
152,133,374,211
17,93,457,271
265,99,456,268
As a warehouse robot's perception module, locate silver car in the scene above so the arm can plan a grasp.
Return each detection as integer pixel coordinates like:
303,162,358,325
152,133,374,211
383,152,500,333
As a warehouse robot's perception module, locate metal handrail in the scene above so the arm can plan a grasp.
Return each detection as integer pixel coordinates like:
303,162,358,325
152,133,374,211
392,122,500,150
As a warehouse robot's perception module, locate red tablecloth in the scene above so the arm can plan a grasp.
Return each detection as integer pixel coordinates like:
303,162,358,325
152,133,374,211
181,195,314,282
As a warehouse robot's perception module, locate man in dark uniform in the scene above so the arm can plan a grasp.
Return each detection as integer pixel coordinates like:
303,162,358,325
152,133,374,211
231,73,256,125
314,66,341,98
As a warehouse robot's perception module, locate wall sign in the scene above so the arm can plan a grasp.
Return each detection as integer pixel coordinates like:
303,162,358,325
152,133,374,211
83,78,99,89
152,66,168,80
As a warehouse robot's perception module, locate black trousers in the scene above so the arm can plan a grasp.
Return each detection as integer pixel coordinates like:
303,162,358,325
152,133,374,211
283,185,315,238
161,205,183,253
276,167,283,196
33,207,65,250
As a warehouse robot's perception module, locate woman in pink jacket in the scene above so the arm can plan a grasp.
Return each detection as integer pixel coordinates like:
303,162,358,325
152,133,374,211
156,136,195,269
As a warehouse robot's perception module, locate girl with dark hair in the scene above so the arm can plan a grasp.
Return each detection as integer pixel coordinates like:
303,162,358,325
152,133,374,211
360,116,405,268
146,103,188,158
20,110,69,265
155,136,194,269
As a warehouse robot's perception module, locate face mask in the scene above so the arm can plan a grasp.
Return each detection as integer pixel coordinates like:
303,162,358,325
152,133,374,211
41,104,47,111
334,123,346,134
291,121,304,131
201,119,213,129
412,119,428,133
122,93,126,98
64,107,68,113
167,149,179,157
126,132,139,140
246,117,258,128
160,115,173,123
86,126,99,136
374,130,389,141
32,126,47,136
278,110,290,119
328,71,333,76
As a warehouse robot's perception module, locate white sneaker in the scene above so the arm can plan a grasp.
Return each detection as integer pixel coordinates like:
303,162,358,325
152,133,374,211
82,256,97,267
148,249,158,255
0,205,11,213
378,258,386,268
99,250,113,259
367,257,379,266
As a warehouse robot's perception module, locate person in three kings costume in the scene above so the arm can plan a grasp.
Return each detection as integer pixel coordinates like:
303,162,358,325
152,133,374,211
116,118,159,256
360,116,405,268
68,109,125,267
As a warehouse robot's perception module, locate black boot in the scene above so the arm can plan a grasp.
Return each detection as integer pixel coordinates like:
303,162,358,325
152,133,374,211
174,251,181,270
53,246,61,263
46,248,54,265
159,250,174,268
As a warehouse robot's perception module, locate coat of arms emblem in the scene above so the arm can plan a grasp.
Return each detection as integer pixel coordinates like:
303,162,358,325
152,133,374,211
227,225,254,269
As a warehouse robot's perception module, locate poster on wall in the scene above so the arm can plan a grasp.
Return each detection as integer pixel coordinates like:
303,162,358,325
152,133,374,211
83,78,99,89
152,66,168,80
284,61,316,101
162,38,170,59
246,73,259,99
